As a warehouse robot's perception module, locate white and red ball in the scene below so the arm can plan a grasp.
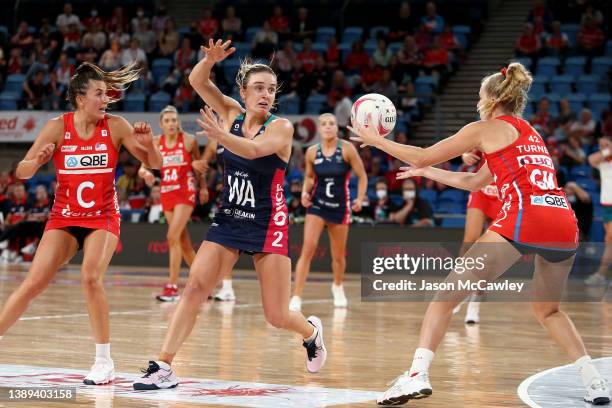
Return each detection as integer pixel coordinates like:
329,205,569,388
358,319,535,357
350,93,397,137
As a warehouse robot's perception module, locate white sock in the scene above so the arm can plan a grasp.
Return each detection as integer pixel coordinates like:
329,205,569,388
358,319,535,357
409,348,435,375
575,355,601,387
304,325,317,343
157,360,171,370
222,279,232,290
95,343,111,362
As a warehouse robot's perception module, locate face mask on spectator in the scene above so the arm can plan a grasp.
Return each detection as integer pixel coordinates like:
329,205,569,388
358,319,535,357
137,11,144,17
567,194,577,203
403,190,416,200
91,10,98,17
376,189,387,199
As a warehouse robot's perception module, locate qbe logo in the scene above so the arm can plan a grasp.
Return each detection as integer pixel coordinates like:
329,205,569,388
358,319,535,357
64,153,108,169
531,194,568,209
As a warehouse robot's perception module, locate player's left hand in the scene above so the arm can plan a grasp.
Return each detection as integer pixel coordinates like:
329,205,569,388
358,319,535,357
196,106,226,142
351,198,363,212
396,166,426,179
133,122,154,147
192,159,209,173
348,114,379,148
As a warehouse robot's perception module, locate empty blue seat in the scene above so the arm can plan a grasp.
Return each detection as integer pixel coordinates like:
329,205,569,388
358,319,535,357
342,27,363,45
441,217,466,228
177,26,190,37
530,76,549,97
591,57,612,77
388,42,403,54
305,93,326,114
419,189,437,206
5,74,25,95
560,24,579,46
565,93,586,113
277,94,299,114
316,27,336,44
222,59,241,85
452,25,471,35
123,93,146,112
245,26,260,43
435,201,463,214
550,75,574,95
151,58,173,86
369,26,389,39
415,76,437,96
232,42,251,58
148,91,171,112
587,93,611,118
536,57,560,77
312,42,328,55
564,56,586,78
455,33,468,49
0,92,18,110
515,57,532,70
576,74,600,94
438,189,466,203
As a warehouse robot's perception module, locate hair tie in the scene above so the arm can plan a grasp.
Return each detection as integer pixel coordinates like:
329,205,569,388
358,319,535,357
501,67,507,77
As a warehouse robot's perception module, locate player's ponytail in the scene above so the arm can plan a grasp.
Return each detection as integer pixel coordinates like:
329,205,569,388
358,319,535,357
68,62,141,107
235,58,277,90
479,62,533,119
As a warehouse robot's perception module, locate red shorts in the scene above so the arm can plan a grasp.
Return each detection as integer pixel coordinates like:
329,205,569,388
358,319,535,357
488,195,579,250
161,190,196,212
45,214,121,238
467,190,502,220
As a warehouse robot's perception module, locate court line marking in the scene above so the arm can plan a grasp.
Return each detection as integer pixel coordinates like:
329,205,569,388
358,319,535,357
18,299,333,321
517,356,611,408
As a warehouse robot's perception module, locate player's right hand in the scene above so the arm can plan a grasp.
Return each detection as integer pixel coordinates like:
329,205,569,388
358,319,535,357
35,143,55,165
462,151,479,166
141,170,155,187
192,159,209,173
201,39,236,64
301,192,312,208
396,166,426,179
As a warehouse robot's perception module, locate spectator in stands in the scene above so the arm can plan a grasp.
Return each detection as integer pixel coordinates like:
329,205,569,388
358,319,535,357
76,36,98,64
297,38,318,73
399,81,421,120
325,37,341,70
22,70,51,110
515,23,541,60
333,90,352,137
174,74,196,112
527,0,553,35
531,97,554,137
287,179,306,224
553,98,576,141
62,22,82,55
545,21,570,56
577,16,605,57
152,5,169,34
117,160,141,202
16,185,51,257
373,69,398,105
599,111,612,139
311,55,332,94
414,23,432,51
361,57,383,92
370,178,397,222
273,40,296,85
7,48,22,75
99,39,122,71
186,21,204,51
0,183,29,263
192,186,211,222
108,24,130,49
397,36,423,80
134,20,157,56
565,181,593,241
373,38,392,67
326,70,350,111
390,178,434,227
580,4,604,27
344,41,369,74
252,21,278,60
82,23,107,53
144,184,163,223
121,38,147,67
269,6,290,40
422,1,445,35
568,108,596,145
221,5,242,40
440,24,461,54
174,38,196,74
10,22,34,55
422,36,449,77
199,8,219,41
292,7,315,42
26,46,49,78
131,6,149,33
82,6,103,31
385,158,405,192
560,134,587,168
158,18,179,58
390,2,418,40
0,48,6,82
56,3,81,35
106,6,128,33
368,155,383,179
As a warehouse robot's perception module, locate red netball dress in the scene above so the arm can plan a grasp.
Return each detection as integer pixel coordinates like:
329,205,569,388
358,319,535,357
466,151,502,220
158,132,196,212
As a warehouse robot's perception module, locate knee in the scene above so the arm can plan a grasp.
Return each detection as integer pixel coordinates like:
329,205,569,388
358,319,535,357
531,302,559,324
331,255,345,266
21,277,48,298
80,269,103,291
166,231,180,247
264,310,289,329
182,277,207,302
299,242,318,261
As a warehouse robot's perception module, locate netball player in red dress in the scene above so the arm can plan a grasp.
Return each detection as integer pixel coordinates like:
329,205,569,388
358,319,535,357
0,62,162,386
350,62,610,405
133,40,326,390
139,105,203,302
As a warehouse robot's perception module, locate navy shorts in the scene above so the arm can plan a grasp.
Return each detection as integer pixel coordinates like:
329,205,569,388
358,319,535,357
307,206,349,225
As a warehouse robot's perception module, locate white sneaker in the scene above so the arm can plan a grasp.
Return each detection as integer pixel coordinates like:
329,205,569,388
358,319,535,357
214,286,235,301
83,359,115,385
584,377,610,405
303,316,326,373
452,301,463,315
20,242,37,256
377,371,432,405
289,295,302,312
332,284,348,308
465,301,480,324
0,240,7,250
133,361,179,390
584,273,608,286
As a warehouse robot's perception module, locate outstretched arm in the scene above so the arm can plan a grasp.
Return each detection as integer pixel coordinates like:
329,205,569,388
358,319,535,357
397,162,494,192
111,116,163,169
16,118,62,179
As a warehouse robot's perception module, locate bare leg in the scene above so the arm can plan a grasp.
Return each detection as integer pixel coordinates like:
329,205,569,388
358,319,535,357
180,228,196,266
327,223,349,286
292,214,325,297
164,204,194,285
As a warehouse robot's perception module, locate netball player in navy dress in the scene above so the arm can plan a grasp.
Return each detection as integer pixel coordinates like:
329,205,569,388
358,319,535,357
133,40,326,390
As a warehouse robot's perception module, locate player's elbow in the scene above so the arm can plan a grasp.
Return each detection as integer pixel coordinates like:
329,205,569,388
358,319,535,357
15,162,31,180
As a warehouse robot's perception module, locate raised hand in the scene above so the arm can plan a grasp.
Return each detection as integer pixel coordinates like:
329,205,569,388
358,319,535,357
35,143,55,165
348,114,380,148
396,166,426,180
133,122,154,147
196,106,226,142
201,39,236,64
191,159,209,173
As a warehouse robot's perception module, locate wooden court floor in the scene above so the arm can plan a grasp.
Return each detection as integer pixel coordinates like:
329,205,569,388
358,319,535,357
0,263,610,407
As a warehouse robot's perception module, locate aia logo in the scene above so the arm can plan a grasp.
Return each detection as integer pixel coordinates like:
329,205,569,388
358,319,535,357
22,116,36,132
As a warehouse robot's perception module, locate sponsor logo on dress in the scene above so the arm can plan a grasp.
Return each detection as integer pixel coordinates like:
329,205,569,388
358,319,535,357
95,143,107,151
101,129,108,137
64,153,108,169
517,154,554,170
314,158,323,165
80,146,93,151
530,194,568,209
64,131,71,140
61,145,78,153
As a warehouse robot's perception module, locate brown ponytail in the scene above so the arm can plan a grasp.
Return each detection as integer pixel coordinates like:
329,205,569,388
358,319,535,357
67,62,141,107
479,62,533,118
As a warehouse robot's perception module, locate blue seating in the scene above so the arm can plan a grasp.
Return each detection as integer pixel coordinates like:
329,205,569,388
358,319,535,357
222,59,241,85
550,75,574,95
529,76,548,98
123,93,146,112
565,93,586,113
388,42,403,54
5,74,25,95
369,26,389,39
312,42,328,55
419,189,437,206
414,76,437,96
435,201,463,214
342,27,363,45
576,74,600,94
245,26,260,43
536,57,560,77
151,58,173,86
338,42,352,61
177,26,190,38
455,33,468,49
232,42,251,58
606,40,612,57
587,93,611,119
564,56,586,78
305,93,326,114
591,57,612,77
316,27,336,44
560,24,579,46
438,189,466,203
441,217,466,228
452,25,471,35
277,94,299,114
364,39,377,56
569,165,591,179
0,92,18,110
515,57,532,70
148,91,171,112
